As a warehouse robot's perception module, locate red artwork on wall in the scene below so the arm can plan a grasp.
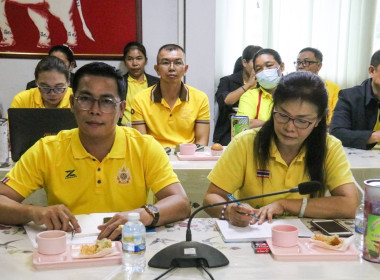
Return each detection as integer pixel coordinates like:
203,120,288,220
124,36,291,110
0,0,141,59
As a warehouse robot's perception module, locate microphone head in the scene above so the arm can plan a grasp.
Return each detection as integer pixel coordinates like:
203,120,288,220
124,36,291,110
298,181,321,194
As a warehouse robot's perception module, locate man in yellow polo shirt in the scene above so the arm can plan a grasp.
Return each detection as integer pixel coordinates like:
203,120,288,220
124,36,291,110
0,62,190,240
132,44,210,147
10,56,72,109
295,47,340,124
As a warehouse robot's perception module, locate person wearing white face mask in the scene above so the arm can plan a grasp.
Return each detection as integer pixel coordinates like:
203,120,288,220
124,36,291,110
237,48,285,128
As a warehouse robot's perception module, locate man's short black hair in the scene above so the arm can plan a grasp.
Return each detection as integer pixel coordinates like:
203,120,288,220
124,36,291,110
72,62,126,101
370,49,380,68
299,47,323,62
156,44,185,63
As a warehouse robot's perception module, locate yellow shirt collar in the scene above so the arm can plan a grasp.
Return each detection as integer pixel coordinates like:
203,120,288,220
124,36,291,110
71,126,126,159
151,81,189,103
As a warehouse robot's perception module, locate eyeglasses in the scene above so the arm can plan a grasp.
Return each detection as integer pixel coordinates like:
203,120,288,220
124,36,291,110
158,61,185,68
38,85,67,94
293,60,319,67
273,110,315,129
74,95,121,113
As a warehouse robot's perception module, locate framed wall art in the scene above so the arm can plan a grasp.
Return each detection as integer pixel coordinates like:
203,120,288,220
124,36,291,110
0,0,142,59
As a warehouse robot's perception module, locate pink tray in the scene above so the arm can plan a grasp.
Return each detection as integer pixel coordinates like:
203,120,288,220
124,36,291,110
177,151,221,161
266,238,360,261
33,241,122,270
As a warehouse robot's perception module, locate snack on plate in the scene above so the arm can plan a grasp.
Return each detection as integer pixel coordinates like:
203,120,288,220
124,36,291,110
76,238,114,258
310,233,354,251
312,234,343,246
210,143,223,156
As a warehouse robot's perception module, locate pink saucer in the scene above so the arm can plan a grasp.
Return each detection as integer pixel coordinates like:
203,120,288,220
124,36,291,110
266,238,359,261
33,241,122,270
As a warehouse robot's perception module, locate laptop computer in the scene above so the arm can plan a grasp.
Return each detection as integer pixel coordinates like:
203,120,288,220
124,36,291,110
8,108,77,162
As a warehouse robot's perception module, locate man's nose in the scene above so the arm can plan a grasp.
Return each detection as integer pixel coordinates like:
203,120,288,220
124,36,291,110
89,100,101,114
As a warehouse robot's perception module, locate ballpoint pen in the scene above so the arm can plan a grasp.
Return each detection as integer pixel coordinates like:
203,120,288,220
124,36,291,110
227,193,258,219
71,229,76,241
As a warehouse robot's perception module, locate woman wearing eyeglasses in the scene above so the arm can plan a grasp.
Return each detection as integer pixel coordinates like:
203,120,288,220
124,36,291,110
10,56,72,109
203,71,358,227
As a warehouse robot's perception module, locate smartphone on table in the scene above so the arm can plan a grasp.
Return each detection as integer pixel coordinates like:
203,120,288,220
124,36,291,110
310,220,353,237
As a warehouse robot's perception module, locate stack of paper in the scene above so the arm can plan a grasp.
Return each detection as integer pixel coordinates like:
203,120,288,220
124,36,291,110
215,219,313,242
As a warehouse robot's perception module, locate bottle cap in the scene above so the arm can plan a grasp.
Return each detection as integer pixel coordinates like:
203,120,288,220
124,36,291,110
127,212,140,221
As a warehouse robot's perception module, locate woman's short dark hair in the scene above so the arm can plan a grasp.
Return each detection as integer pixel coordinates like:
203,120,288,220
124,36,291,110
34,56,70,82
253,48,282,69
242,45,263,62
123,41,147,60
72,62,126,101
48,45,76,67
254,71,328,197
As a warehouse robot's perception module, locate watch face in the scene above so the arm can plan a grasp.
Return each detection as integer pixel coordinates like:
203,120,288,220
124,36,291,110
147,204,158,214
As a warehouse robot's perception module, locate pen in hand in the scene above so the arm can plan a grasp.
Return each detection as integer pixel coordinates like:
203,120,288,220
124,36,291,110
227,193,258,219
71,229,76,241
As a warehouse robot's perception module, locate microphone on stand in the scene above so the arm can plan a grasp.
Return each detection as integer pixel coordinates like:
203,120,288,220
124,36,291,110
148,181,321,269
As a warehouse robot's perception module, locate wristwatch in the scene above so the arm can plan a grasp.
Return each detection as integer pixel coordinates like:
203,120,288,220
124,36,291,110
143,204,160,227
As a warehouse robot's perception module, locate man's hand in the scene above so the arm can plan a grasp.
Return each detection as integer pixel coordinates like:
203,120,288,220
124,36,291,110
31,204,81,232
97,213,128,240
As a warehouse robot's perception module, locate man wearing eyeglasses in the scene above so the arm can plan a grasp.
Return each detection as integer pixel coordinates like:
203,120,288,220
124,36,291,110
9,56,72,110
330,50,380,150
295,47,340,124
0,62,190,240
131,44,210,147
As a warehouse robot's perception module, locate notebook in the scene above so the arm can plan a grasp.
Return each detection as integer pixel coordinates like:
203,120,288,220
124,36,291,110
8,108,77,162
215,219,314,243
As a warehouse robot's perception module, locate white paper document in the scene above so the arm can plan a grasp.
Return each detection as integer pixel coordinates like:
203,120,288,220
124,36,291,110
24,212,116,248
215,219,314,242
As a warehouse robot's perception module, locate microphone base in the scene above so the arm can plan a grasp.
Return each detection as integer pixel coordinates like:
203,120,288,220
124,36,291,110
148,241,229,269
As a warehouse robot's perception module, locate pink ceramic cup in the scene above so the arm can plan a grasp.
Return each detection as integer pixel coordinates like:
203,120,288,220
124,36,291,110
179,143,196,155
271,224,299,247
36,230,67,255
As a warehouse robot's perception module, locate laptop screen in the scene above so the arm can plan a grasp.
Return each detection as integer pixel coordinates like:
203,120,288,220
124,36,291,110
8,108,77,162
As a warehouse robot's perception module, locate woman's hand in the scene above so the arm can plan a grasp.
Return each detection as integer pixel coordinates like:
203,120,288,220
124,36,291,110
254,200,286,224
226,203,257,227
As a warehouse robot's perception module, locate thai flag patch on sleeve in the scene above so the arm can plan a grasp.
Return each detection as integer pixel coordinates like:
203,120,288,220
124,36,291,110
257,170,270,178
1,177,10,184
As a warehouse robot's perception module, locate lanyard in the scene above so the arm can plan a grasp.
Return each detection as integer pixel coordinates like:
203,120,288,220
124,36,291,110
254,90,263,119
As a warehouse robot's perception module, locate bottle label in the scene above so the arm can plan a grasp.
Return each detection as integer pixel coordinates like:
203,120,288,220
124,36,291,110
122,235,146,254
363,214,380,263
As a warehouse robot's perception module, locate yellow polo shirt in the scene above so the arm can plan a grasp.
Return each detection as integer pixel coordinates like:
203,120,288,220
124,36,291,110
2,126,179,214
132,82,210,147
236,87,273,120
121,75,148,126
325,80,340,124
207,128,353,208
10,87,72,109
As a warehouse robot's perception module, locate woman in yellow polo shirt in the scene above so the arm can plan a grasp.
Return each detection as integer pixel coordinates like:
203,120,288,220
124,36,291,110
237,48,285,129
204,71,358,227
120,41,159,126
10,56,72,109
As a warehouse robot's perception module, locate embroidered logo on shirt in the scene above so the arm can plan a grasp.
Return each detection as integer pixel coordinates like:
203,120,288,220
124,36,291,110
1,177,10,184
116,165,132,185
257,170,270,178
65,170,77,179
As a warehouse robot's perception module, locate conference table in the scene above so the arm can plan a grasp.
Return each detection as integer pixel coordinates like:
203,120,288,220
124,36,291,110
1,217,379,280
0,147,380,212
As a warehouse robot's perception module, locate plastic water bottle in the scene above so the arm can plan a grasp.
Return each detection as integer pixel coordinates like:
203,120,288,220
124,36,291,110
122,212,146,273
354,199,364,252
